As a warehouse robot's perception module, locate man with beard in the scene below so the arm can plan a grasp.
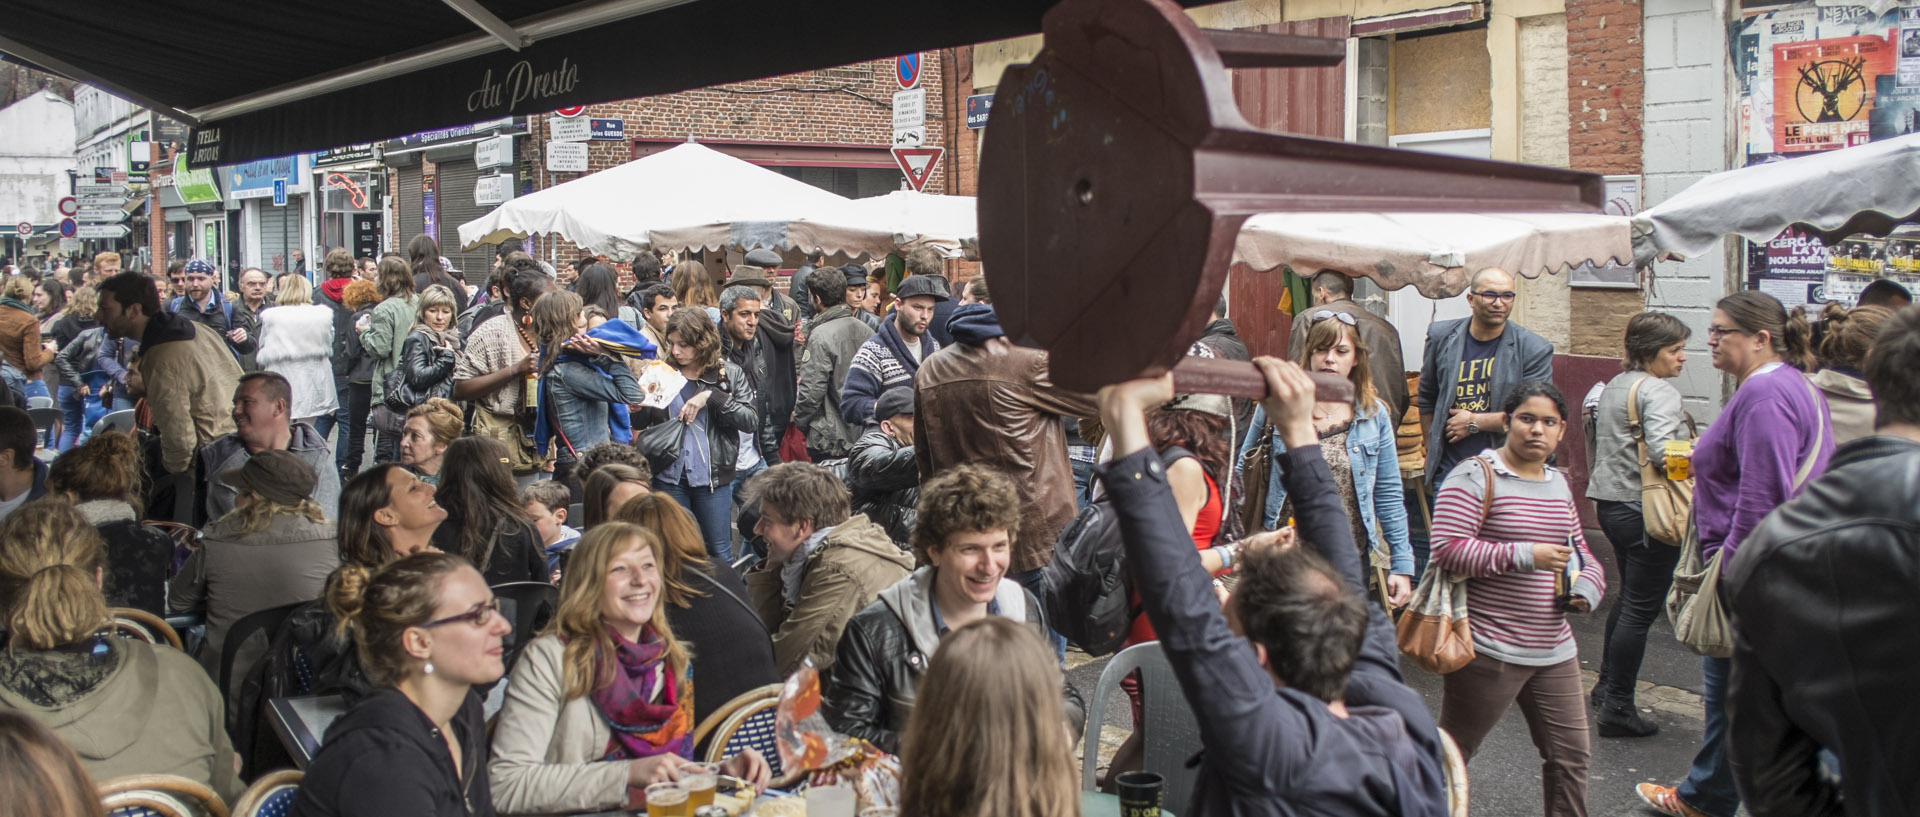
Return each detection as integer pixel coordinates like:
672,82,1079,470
840,275,947,426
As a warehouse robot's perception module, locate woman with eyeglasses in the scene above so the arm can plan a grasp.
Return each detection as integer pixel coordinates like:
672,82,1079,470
488,522,769,817
1430,380,1605,817
1635,291,1832,817
1241,308,1414,607
293,551,511,817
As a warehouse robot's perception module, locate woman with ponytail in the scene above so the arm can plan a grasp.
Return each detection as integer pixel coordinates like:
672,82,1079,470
0,498,240,801
488,523,768,816
293,551,510,817
1810,302,1894,444
1638,290,1834,817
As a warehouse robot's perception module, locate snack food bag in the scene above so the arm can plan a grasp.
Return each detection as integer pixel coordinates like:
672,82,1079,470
773,660,902,811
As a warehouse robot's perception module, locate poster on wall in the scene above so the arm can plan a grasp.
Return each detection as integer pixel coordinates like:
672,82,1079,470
1774,36,1893,153
1900,7,1920,87
1869,74,1920,138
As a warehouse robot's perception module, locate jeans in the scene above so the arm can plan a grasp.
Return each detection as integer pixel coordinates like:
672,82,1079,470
56,385,85,450
1593,499,1680,710
655,478,736,563
23,378,48,400
1071,459,1095,511
733,459,767,503
310,381,344,441
338,382,371,476
1010,567,1068,664
1440,654,1591,817
1677,656,1739,817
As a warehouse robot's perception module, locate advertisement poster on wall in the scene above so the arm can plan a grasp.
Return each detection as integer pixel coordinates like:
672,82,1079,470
1773,36,1891,153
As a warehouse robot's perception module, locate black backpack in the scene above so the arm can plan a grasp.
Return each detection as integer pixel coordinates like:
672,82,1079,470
1043,446,1191,657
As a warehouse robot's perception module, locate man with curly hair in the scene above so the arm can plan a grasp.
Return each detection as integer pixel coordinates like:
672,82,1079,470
822,464,1081,753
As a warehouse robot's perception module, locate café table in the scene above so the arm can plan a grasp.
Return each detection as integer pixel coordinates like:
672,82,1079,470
581,789,1173,816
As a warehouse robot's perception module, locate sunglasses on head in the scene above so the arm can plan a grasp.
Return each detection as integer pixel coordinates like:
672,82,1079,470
1311,309,1357,327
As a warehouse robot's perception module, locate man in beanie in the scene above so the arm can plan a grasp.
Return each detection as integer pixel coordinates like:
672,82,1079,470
199,371,341,523
847,386,920,545
903,247,959,348
840,274,947,427
171,447,339,684
795,264,876,460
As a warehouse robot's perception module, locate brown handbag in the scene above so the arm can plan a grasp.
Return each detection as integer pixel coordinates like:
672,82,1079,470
1239,421,1273,533
1395,457,1494,674
1626,376,1694,546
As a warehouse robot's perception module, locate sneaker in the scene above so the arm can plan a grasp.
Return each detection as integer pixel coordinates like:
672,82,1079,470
1597,704,1660,738
1636,783,1707,817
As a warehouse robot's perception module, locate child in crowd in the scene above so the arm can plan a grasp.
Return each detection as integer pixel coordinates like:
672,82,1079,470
521,481,580,582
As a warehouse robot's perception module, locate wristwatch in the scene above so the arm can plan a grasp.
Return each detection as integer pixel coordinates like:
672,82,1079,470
1465,416,1480,435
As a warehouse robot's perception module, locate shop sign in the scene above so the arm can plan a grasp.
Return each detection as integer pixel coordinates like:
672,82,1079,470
475,134,515,169
315,143,377,167
225,155,308,200
170,156,222,204
475,173,515,206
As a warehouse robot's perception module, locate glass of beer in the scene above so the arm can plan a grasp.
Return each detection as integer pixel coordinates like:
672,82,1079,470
646,781,690,817
1664,440,1692,481
682,763,720,811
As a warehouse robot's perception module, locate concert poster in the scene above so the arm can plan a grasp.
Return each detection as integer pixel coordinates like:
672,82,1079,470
1774,35,1893,153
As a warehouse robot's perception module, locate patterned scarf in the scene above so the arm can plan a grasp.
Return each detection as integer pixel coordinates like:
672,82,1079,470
589,625,693,761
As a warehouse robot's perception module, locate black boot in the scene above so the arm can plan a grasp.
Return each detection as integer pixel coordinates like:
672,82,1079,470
1596,703,1660,738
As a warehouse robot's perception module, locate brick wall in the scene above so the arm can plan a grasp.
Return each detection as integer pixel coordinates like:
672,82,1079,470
1567,0,1644,175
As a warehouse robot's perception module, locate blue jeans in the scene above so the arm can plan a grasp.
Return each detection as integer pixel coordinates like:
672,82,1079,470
1676,656,1739,817
656,478,735,563
1071,459,1095,511
24,379,48,400
56,385,85,450
1011,567,1068,665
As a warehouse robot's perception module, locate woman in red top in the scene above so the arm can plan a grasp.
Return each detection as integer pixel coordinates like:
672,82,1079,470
1104,391,1241,787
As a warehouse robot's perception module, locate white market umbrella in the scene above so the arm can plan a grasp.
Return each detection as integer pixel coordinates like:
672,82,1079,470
1232,211,1636,298
458,142,853,261
1633,133,1920,265
782,190,979,259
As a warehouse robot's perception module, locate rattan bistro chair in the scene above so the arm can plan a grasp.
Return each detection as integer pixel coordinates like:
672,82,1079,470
692,683,795,786
230,769,302,817
98,773,229,817
108,607,185,651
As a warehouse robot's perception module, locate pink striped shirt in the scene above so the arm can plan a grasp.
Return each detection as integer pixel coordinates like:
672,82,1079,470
1430,450,1605,666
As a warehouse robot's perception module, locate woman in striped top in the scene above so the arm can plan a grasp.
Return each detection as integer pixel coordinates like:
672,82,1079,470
1430,380,1605,817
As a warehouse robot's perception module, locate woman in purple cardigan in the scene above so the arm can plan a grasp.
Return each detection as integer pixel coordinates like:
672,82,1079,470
1637,291,1833,817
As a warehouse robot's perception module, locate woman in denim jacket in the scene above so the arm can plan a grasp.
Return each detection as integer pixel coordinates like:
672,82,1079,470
1241,310,1413,606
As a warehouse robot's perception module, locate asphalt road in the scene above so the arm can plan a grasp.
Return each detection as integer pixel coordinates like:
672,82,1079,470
1067,525,1713,817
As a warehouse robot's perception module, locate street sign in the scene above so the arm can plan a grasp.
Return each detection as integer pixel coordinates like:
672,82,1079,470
546,141,589,172
589,118,625,141
75,183,129,196
891,147,943,192
273,178,288,206
896,53,923,89
58,219,76,238
13,222,29,237
550,118,592,143
59,238,80,252
966,94,993,129
475,173,515,206
77,195,129,208
76,208,128,223
76,224,129,239
474,134,514,169
892,127,926,148
553,105,587,118
56,197,77,217
892,88,926,132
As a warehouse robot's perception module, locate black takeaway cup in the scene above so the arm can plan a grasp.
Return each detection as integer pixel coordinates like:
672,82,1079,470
1115,770,1164,817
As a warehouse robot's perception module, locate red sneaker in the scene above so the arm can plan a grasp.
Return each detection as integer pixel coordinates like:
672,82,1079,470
1635,783,1708,817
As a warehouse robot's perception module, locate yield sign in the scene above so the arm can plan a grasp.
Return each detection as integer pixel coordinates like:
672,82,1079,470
891,146,943,192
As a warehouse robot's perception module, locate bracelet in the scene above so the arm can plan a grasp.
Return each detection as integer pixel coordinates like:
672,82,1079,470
1212,545,1233,571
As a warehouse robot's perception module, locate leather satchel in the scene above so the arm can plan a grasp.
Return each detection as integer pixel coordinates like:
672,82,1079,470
1626,376,1694,546
1238,422,1273,533
1667,374,1827,658
1395,457,1494,674
636,418,688,474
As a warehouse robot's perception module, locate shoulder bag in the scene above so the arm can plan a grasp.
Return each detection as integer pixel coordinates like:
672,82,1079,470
1627,376,1694,546
1237,421,1273,534
1667,375,1826,657
1395,456,1495,674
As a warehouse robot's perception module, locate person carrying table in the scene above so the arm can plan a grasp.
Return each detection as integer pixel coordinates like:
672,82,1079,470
1094,359,1446,817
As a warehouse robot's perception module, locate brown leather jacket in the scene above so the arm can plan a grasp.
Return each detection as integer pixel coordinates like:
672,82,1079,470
913,336,1098,574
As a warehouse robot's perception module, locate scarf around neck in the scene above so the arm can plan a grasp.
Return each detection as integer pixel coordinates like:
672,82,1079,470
588,625,693,761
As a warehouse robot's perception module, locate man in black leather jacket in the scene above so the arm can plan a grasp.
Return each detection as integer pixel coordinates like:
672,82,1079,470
1725,305,1920,817
846,387,919,546
822,463,1083,753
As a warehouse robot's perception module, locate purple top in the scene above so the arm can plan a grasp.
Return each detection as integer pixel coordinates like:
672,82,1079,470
1691,363,1834,562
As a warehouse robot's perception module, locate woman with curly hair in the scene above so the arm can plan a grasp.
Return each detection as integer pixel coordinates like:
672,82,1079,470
44,431,171,614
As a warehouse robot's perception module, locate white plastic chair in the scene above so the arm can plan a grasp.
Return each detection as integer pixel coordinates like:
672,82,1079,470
1080,641,1202,811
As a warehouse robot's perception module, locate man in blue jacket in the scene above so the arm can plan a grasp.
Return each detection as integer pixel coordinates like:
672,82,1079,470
840,274,947,427
1096,358,1445,817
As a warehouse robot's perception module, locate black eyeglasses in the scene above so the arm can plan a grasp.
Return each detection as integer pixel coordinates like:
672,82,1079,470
1311,309,1357,327
1473,290,1518,302
421,598,500,629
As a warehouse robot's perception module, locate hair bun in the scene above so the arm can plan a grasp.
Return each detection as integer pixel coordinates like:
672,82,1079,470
324,564,373,640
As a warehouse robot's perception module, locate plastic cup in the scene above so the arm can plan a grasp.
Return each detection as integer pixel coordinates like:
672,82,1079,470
1116,770,1164,817
804,783,857,817
1664,440,1692,481
645,781,689,817
682,763,719,811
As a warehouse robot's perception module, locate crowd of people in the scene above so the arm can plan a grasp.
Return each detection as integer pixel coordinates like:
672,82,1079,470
0,238,1915,817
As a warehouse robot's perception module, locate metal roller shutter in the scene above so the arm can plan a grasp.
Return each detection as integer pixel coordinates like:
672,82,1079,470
434,160,491,286
397,164,424,250
257,200,296,272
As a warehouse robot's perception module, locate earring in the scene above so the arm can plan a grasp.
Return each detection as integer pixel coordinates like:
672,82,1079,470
424,661,435,675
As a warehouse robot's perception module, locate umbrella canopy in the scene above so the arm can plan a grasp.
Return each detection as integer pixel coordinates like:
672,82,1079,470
1232,211,1635,298
0,0,1214,168
781,190,979,259
457,142,852,261
1632,134,1920,265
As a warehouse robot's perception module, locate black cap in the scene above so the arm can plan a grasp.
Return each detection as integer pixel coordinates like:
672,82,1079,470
894,275,950,302
874,386,915,421
743,248,783,268
838,263,870,288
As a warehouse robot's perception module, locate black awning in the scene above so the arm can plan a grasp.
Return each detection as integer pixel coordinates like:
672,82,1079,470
0,0,1166,168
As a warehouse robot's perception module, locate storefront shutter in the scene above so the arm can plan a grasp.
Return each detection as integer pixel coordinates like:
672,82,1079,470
256,199,296,272
434,160,490,287
397,164,424,249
